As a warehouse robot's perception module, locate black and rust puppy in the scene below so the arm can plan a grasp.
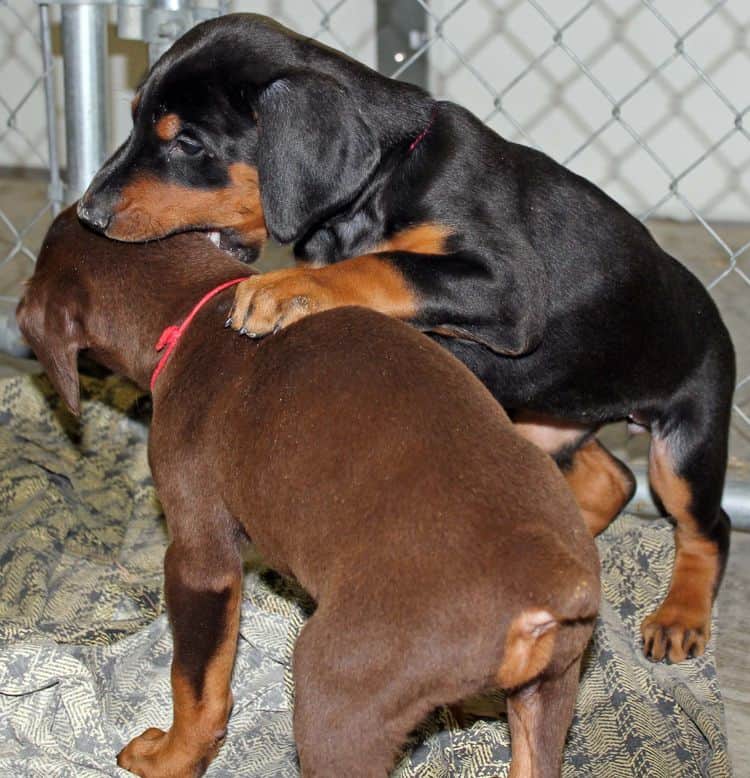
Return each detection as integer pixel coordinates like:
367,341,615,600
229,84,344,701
19,207,599,777
77,14,735,663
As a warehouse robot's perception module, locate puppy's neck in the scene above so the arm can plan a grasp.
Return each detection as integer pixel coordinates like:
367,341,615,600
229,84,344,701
79,236,252,392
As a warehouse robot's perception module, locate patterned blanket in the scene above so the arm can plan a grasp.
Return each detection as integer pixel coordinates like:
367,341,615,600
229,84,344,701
0,374,731,777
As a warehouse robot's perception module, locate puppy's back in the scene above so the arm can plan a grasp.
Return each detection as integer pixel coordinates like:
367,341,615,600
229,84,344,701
166,305,597,610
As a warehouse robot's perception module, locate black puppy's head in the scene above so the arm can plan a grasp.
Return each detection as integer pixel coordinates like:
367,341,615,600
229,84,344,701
78,14,380,256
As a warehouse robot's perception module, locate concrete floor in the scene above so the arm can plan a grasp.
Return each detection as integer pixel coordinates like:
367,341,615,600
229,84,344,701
1,175,749,774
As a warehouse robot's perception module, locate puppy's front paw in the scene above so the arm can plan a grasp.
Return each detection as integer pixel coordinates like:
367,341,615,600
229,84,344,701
227,270,330,337
117,727,212,778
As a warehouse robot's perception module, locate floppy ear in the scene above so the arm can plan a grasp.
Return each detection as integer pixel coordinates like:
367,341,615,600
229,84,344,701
16,294,83,416
256,71,380,244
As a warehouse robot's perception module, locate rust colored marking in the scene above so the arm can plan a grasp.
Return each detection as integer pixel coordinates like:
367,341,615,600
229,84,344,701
155,112,181,142
229,255,418,335
117,576,241,775
641,437,719,662
495,609,558,690
108,162,267,245
375,222,453,255
565,438,634,536
316,255,418,317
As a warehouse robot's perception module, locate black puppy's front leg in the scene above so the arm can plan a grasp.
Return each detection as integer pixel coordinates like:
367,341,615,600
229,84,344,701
229,235,547,358
118,527,242,778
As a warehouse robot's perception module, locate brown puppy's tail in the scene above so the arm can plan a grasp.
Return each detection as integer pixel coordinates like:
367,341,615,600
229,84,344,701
495,609,562,691
496,553,599,692
497,561,599,778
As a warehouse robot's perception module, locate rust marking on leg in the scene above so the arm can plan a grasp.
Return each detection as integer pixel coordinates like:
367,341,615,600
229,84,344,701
565,438,635,536
117,573,242,776
642,437,719,662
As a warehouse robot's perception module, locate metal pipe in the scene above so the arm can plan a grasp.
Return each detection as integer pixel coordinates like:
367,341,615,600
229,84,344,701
61,2,109,203
376,0,429,88
146,0,196,66
628,466,750,531
38,2,63,215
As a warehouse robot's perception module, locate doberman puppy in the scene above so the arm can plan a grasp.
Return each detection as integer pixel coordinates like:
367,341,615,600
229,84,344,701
18,207,599,778
76,13,735,663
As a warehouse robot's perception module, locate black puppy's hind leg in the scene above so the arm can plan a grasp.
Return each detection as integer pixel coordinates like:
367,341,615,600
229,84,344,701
642,365,732,663
561,438,636,537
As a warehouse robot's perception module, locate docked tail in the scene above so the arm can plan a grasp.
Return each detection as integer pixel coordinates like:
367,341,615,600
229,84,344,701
496,563,599,691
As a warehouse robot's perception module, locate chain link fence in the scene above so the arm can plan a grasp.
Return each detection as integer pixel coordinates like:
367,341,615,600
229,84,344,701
0,0,60,348
1,0,748,471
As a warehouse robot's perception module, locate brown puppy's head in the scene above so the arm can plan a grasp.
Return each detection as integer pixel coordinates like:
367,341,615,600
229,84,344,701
77,14,380,256
16,211,89,415
19,207,256,413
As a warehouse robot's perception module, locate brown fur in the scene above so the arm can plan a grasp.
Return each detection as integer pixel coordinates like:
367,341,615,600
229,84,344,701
18,207,600,778
511,414,636,537
564,439,636,537
229,255,418,335
109,163,266,244
155,113,181,142
375,222,453,255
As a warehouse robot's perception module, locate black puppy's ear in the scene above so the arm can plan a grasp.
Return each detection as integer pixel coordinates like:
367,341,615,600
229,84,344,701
16,294,83,416
256,71,379,244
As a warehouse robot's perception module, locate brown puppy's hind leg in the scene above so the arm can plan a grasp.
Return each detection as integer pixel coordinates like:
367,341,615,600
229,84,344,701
293,610,480,778
292,614,403,778
506,654,583,778
117,534,242,778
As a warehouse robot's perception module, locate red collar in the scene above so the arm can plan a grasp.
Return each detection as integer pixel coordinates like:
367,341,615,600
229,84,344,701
150,277,247,392
408,107,437,154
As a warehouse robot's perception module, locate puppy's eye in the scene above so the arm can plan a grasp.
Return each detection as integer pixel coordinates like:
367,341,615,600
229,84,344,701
175,136,203,156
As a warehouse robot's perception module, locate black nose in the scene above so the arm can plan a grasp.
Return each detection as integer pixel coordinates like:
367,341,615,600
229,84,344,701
77,200,111,233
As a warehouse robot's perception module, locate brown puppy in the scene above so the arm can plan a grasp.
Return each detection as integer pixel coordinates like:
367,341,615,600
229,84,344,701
17,207,599,778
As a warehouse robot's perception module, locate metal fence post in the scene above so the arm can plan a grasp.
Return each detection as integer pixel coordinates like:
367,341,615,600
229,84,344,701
117,0,224,68
61,1,109,203
376,0,428,88
38,2,63,215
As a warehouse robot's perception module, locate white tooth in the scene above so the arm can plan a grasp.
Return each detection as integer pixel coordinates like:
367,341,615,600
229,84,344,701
207,231,221,247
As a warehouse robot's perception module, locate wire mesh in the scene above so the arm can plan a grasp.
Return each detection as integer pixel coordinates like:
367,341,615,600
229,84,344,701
0,0,60,314
414,0,750,455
